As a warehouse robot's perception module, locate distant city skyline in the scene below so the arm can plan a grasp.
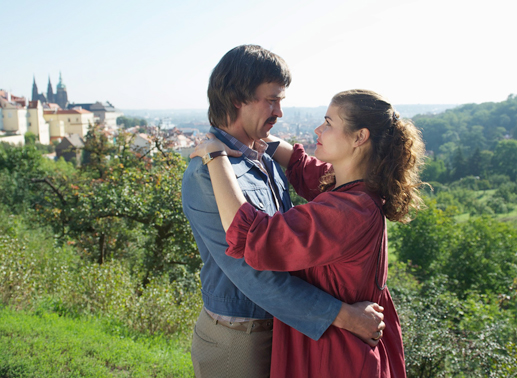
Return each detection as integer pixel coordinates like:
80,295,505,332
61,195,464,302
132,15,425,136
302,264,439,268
2,0,515,110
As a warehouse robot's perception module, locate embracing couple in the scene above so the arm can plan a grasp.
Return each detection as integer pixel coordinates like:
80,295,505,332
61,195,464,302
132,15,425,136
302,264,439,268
182,45,425,378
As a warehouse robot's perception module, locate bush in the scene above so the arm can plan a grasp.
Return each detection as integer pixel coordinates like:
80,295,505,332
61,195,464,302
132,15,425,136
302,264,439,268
486,197,509,214
389,268,516,377
494,182,517,203
488,174,511,187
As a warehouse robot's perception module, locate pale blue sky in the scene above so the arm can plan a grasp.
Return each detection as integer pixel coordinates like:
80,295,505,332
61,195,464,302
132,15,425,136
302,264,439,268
2,0,515,109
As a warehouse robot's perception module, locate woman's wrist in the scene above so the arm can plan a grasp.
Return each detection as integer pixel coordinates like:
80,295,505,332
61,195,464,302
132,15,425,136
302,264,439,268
202,150,228,165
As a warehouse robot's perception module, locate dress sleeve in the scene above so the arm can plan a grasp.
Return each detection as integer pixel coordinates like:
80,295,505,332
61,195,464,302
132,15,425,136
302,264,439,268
286,144,333,202
226,191,381,271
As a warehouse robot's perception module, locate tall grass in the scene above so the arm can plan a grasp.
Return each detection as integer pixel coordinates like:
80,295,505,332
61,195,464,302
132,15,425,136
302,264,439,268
0,306,193,377
0,207,202,376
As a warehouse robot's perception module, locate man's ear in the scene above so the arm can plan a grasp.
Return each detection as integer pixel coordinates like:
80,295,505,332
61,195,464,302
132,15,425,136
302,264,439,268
233,99,242,109
354,128,370,147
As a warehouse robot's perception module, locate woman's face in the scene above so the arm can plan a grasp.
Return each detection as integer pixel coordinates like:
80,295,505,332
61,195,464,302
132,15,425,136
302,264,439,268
314,104,355,165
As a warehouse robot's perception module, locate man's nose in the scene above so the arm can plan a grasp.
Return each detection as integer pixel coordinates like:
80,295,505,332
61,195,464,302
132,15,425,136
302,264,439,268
273,102,283,118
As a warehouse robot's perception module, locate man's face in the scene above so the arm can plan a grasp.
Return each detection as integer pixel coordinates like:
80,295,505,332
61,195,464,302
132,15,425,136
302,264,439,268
236,82,286,143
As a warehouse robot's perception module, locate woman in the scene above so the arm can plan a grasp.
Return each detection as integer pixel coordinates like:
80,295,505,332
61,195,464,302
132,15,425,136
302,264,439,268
191,89,425,377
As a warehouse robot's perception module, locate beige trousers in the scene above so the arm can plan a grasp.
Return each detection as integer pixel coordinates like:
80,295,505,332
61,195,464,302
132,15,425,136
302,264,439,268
191,309,273,378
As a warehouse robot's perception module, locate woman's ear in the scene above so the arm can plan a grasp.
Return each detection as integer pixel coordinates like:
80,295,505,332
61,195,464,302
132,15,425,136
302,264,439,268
354,128,370,147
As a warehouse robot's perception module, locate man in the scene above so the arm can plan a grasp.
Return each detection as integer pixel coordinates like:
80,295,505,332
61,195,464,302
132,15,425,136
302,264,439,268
182,45,384,378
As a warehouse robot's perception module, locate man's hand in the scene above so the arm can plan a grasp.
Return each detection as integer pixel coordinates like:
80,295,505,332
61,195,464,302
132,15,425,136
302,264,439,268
332,302,385,347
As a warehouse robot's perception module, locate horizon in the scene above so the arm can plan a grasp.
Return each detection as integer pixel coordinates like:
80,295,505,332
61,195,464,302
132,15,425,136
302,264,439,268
2,0,515,109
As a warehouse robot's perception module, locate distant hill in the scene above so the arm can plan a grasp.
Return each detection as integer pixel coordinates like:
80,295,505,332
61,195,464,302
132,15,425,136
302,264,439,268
413,95,517,155
281,104,458,120
121,104,458,125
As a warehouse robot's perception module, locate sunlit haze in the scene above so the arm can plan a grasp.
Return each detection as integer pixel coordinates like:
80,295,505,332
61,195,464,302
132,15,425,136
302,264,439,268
2,0,515,110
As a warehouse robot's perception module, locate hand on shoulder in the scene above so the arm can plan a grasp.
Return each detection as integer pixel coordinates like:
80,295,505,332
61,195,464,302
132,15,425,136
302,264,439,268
189,133,242,159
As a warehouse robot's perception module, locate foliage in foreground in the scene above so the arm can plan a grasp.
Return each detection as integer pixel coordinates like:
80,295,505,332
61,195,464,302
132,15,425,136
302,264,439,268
0,208,203,342
390,263,517,377
0,307,193,378
389,199,517,377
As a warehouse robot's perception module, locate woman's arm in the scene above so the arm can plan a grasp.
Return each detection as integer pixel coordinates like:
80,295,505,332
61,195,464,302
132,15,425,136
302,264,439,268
189,134,248,231
286,144,333,201
226,195,380,271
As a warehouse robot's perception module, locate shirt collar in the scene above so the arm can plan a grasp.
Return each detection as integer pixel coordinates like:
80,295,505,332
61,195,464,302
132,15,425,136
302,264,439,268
217,128,267,162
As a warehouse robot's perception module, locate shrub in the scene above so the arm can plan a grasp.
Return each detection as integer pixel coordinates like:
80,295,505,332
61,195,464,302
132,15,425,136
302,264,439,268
389,269,516,377
486,197,509,214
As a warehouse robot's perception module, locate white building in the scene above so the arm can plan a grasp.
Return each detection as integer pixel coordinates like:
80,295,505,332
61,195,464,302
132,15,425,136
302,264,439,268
27,101,50,145
43,108,94,140
131,133,154,156
0,90,27,145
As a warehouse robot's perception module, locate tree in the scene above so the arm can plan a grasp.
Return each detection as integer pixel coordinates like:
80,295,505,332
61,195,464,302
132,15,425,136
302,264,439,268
24,131,37,145
32,132,200,284
421,156,447,183
391,199,517,298
443,216,517,296
0,143,47,212
81,123,115,178
390,201,457,280
451,147,467,182
116,116,148,129
491,139,517,181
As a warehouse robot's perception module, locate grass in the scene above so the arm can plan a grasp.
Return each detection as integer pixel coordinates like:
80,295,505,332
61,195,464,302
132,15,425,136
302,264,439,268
450,189,517,224
0,306,194,378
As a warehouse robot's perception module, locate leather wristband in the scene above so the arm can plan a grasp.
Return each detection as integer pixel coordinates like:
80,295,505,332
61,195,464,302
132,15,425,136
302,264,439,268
202,150,228,165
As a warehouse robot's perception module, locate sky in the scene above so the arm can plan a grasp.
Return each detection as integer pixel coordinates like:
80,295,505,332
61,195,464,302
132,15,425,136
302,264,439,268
1,0,515,110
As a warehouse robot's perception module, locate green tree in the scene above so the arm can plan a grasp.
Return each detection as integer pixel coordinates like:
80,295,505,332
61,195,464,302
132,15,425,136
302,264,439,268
0,143,47,212
443,216,517,296
81,123,115,178
116,116,148,129
24,131,37,145
491,139,517,181
390,201,457,279
32,133,200,284
451,146,467,181
421,156,447,183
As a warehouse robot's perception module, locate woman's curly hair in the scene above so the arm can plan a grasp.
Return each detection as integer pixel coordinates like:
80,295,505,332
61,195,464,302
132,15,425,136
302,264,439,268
319,89,427,223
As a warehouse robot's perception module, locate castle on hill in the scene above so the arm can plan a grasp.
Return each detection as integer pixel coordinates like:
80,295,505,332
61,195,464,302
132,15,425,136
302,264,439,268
0,73,122,146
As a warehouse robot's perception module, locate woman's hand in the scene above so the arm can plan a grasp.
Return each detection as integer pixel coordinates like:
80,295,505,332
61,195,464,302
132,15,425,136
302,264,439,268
189,133,242,159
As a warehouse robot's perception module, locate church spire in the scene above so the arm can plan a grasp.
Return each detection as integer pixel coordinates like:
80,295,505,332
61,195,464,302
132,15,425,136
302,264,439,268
55,71,68,109
57,71,66,89
47,75,54,103
32,75,39,102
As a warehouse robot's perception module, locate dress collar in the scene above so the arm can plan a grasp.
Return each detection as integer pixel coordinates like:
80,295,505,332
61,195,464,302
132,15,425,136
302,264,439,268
331,179,365,192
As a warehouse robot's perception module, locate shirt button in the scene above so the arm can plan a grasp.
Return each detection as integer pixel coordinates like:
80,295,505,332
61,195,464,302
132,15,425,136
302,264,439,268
259,203,264,209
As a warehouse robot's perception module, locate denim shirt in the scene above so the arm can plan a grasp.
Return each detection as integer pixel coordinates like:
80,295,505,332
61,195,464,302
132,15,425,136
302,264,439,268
181,127,341,340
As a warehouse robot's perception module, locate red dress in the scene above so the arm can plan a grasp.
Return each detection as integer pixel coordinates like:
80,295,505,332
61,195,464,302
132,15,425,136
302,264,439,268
225,144,406,378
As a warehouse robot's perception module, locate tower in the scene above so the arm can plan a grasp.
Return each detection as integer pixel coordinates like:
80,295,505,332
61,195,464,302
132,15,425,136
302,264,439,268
47,76,55,103
32,76,39,102
55,71,68,109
